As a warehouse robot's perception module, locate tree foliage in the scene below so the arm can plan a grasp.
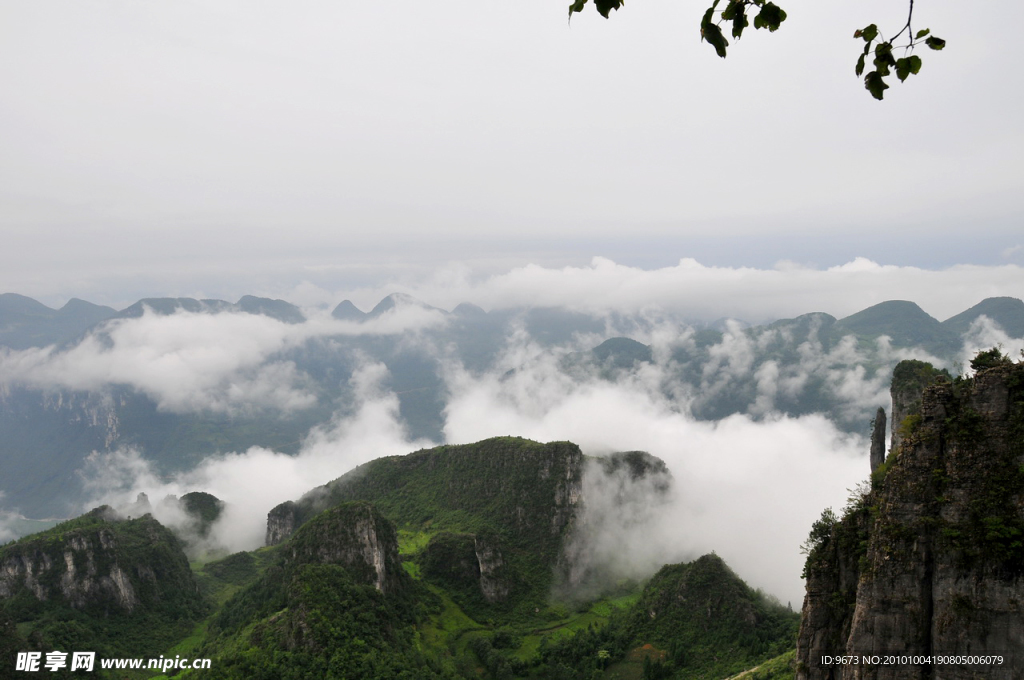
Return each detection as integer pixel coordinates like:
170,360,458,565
568,0,945,100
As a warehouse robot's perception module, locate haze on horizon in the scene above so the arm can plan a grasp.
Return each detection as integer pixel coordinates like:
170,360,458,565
1,0,1023,308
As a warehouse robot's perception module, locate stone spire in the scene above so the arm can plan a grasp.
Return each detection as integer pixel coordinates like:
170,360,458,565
869,406,886,472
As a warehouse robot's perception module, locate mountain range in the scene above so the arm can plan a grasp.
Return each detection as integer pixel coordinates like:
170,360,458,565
1,292,1022,520
3,355,1021,678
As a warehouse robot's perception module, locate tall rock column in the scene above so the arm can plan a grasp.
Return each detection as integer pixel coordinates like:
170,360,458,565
869,407,886,473
797,360,1024,680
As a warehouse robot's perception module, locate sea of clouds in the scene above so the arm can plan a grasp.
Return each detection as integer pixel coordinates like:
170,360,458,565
2,258,1023,605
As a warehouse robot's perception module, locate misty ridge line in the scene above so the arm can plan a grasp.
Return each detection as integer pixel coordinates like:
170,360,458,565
1,290,1020,421
5,255,1024,322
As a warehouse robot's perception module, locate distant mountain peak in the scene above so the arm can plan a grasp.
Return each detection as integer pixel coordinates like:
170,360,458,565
453,302,487,317
367,292,444,318
833,299,956,353
331,299,367,321
941,296,1024,337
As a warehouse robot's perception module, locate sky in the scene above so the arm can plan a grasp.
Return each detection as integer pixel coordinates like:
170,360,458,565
2,0,1023,310
2,0,1024,607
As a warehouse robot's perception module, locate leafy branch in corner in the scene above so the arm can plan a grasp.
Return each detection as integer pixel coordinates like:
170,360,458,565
854,1,945,100
567,0,944,100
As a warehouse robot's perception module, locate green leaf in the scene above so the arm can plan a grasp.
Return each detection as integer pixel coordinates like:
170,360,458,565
701,1,720,27
731,6,749,38
907,54,922,74
855,53,866,77
925,36,946,50
755,2,787,32
864,71,889,100
895,57,911,82
700,1,728,57
860,24,878,43
915,28,930,39
568,0,588,17
872,42,895,75
721,0,740,20
702,22,729,58
593,0,622,18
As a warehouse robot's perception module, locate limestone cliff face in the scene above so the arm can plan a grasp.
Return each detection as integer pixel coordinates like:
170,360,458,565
0,509,201,616
474,534,511,604
265,437,584,548
869,407,886,473
266,500,298,547
420,531,512,604
286,501,405,595
797,361,1024,680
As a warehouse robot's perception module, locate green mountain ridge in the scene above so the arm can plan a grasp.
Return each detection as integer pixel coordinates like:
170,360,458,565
1,438,800,680
941,295,1024,337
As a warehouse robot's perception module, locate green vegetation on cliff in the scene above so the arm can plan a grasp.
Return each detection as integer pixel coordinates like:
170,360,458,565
269,437,583,619
198,502,451,680
2,439,802,680
798,353,1024,678
0,508,206,669
536,554,798,680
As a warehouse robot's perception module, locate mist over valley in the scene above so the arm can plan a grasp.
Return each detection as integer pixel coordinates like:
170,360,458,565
3,283,1022,609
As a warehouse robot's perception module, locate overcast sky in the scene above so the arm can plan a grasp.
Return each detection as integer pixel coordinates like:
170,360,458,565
2,0,1023,311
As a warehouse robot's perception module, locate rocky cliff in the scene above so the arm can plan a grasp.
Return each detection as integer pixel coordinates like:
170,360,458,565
266,437,584,613
0,508,200,614
797,358,1024,679
0,508,205,662
286,501,405,595
266,437,583,548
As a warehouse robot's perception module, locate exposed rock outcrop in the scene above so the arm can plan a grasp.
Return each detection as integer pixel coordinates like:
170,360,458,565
797,360,1024,679
474,533,511,604
265,437,584,547
420,531,512,604
869,407,886,473
0,509,202,617
286,501,405,595
266,500,299,547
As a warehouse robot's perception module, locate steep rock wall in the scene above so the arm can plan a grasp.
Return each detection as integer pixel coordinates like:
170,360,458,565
286,501,405,595
0,509,202,619
797,361,1024,679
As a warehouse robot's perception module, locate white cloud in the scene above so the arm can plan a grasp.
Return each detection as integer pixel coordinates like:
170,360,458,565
442,343,866,606
960,316,1024,371
0,304,448,414
75,362,435,554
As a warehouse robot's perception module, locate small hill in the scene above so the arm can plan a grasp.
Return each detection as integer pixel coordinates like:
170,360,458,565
941,296,1024,337
592,337,653,368
115,297,226,318
367,292,445,318
541,553,799,679
833,300,958,354
114,295,304,323
202,501,446,679
0,293,116,349
0,292,54,320
331,298,367,321
234,295,305,323
626,555,798,675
